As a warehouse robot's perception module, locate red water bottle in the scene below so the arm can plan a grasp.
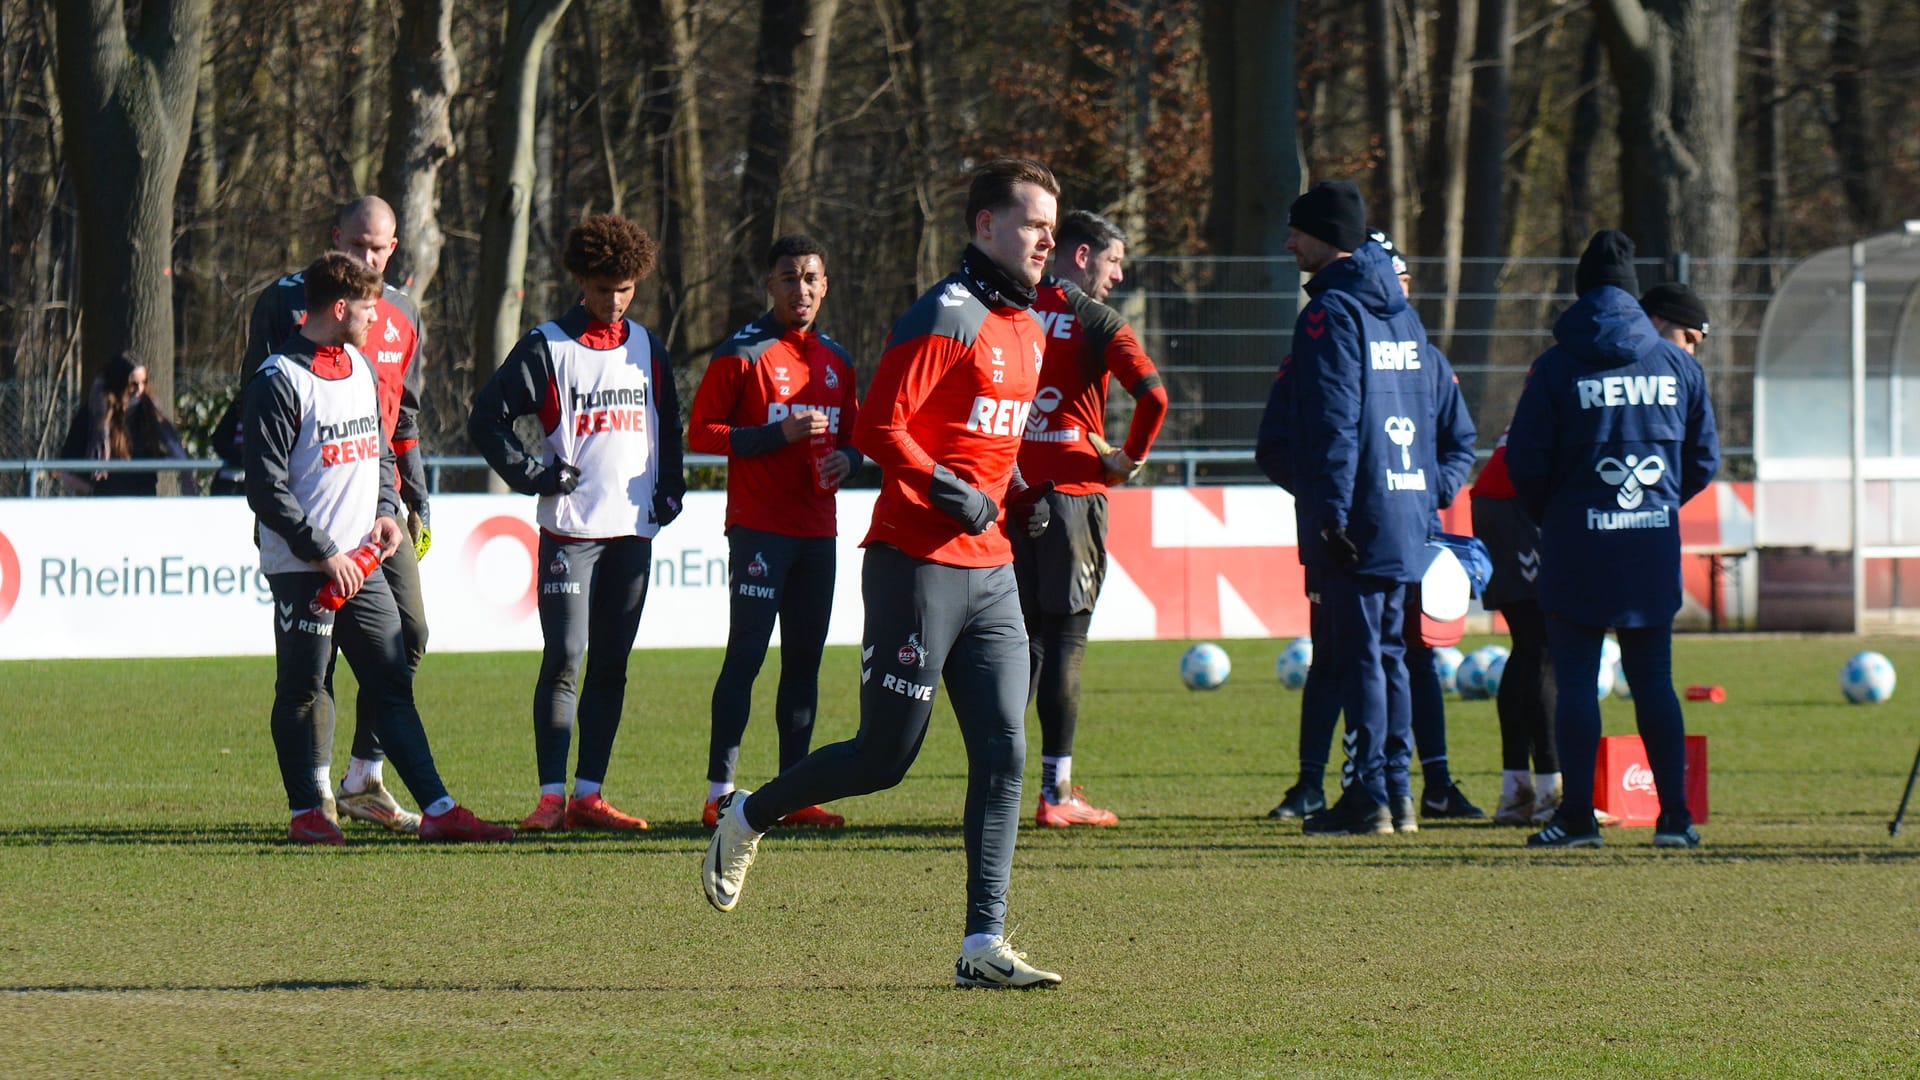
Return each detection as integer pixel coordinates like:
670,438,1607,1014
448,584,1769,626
311,541,384,614
810,431,838,492
1684,684,1726,703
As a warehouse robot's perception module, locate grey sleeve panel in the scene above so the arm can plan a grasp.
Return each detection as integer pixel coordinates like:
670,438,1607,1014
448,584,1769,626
243,366,337,562
468,330,553,496
720,317,783,362
389,286,425,447
730,423,789,457
884,277,987,351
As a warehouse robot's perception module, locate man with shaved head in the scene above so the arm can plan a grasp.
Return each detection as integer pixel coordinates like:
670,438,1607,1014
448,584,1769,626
228,195,434,835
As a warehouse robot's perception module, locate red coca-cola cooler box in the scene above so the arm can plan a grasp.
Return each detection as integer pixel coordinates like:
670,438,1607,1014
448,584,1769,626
1594,735,1709,827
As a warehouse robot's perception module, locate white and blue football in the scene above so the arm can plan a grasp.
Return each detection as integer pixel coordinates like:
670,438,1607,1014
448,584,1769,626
1600,634,1622,671
1433,646,1465,693
1456,646,1503,700
1610,660,1631,700
1181,642,1232,691
1595,659,1617,700
1840,651,1896,704
1483,653,1508,697
1275,637,1313,690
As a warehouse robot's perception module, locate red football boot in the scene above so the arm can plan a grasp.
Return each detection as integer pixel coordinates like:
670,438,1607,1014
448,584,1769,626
421,804,515,842
777,804,845,828
289,807,346,846
564,792,649,830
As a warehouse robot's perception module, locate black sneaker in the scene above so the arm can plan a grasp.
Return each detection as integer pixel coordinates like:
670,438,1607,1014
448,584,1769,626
1266,783,1326,820
1391,795,1419,833
1526,818,1604,848
1421,782,1487,820
1303,794,1393,836
1652,815,1701,849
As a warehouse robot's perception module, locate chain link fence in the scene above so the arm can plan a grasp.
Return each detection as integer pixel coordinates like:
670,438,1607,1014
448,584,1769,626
0,254,1786,497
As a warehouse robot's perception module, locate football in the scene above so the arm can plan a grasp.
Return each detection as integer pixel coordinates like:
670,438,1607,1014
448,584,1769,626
1840,650,1896,704
1180,642,1232,691
1601,634,1622,670
1595,659,1617,700
1274,637,1312,690
1610,660,1631,700
1455,645,1505,700
1432,646,1464,693
1483,653,1508,697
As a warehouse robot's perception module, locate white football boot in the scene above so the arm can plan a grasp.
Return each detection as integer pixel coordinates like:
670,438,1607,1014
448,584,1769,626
954,936,1062,989
703,789,762,912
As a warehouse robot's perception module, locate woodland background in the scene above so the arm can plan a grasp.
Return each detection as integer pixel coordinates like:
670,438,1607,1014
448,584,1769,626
2,0,1917,474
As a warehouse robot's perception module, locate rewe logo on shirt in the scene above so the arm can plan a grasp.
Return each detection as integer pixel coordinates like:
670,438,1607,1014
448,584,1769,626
1369,340,1422,370
317,414,381,467
1577,374,1678,409
766,402,841,432
966,396,1032,437
571,385,648,436
1036,310,1076,340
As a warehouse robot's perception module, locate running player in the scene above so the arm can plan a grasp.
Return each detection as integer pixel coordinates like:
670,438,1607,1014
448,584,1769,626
469,214,687,832
1013,209,1167,828
228,196,432,834
245,252,510,845
704,159,1065,989
690,233,860,829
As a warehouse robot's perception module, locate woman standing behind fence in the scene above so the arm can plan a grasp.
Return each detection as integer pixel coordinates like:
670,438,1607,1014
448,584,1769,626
1503,230,1719,849
59,352,196,496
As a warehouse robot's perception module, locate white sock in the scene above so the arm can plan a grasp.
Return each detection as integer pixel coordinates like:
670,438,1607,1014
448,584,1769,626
313,766,332,795
573,778,602,799
1041,755,1071,800
424,796,455,817
708,781,734,802
342,757,383,794
540,782,567,798
962,932,1000,953
1534,772,1562,799
1502,770,1530,801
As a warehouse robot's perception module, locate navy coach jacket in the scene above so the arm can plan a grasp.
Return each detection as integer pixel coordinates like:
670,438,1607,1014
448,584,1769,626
1503,285,1719,627
1283,240,1446,583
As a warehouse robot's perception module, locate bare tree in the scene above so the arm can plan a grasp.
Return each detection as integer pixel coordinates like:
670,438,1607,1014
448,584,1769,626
1593,0,1739,283
1826,0,1882,232
1363,0,1409,244
51,0,211,406
1201,0,1299,260
1415,0,1477,343
473,0,571,416
379,0,460,302
731,0,842,328
1454,0,1512,392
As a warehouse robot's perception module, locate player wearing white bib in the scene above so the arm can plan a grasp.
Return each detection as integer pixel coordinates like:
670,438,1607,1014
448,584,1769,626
470,215,687,832
245,253,511,845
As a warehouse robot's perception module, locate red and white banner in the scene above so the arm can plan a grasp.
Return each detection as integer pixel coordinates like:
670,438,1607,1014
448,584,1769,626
0,482,1756,660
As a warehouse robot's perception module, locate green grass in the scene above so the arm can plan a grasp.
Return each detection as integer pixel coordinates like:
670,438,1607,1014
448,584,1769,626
2,636,1917,1077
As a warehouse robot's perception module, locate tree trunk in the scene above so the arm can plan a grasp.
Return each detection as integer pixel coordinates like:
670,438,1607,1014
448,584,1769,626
732,0,841,329
1561,26,1604,289
1455,0,1512,394
1827,0,1880,232
345,0,381,192
877,0,946,295
636,0,715,354
1593,0,1739,291
1415,0,1477,346
472,0,571,414
379,0,459,301
1363,0,1408,245
1202,0,1299,261
1750,0,1784,278
51,0,211,411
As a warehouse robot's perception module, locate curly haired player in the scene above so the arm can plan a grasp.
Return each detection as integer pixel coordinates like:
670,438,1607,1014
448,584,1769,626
470,215,687,832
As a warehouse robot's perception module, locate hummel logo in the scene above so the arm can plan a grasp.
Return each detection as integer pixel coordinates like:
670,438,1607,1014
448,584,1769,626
1517,549,1539,583
1383,416,1417,470
1304,308,1326,341
276,601,295,632
861,644,874,684
1596,454,1666,510
940,283,967,308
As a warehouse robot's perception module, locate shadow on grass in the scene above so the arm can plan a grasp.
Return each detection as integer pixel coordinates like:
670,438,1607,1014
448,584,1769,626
0,821,969,850
2,978,938,994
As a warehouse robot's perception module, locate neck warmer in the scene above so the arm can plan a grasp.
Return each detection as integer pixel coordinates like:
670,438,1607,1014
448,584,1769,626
958,244,1037,311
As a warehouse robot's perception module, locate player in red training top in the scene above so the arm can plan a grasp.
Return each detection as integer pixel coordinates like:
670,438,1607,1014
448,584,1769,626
689,234,861,830
221,196,432,834
1014,209,1168,828
470,215,686,833
704,159,1066,989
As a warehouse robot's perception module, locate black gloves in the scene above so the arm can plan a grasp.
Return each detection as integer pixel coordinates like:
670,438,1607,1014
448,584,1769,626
537,461,581,496
652,490,682,527
1007,480,1055,539
929,464,998,535
1321,525,1360,567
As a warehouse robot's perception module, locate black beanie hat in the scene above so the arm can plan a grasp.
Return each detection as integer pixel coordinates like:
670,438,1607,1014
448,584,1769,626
1575,229,1640,296
1288,181,1369,253
1641,282,1710,334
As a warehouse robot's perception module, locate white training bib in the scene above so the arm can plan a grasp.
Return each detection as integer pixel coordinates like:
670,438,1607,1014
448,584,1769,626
536,321,664,539
258,345,382,575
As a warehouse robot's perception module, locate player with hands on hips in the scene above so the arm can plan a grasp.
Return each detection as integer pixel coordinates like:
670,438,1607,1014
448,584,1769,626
470,214,687,833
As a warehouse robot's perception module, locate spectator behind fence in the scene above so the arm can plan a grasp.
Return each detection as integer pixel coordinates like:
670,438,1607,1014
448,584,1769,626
59,352,197,496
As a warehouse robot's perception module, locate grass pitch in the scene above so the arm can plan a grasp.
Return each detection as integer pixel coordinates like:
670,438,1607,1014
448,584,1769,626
2,635,1916,1078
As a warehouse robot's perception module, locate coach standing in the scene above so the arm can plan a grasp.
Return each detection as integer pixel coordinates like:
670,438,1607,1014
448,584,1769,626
1279,181,1443,837
705,159,1063,989
1504,230,1719,849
